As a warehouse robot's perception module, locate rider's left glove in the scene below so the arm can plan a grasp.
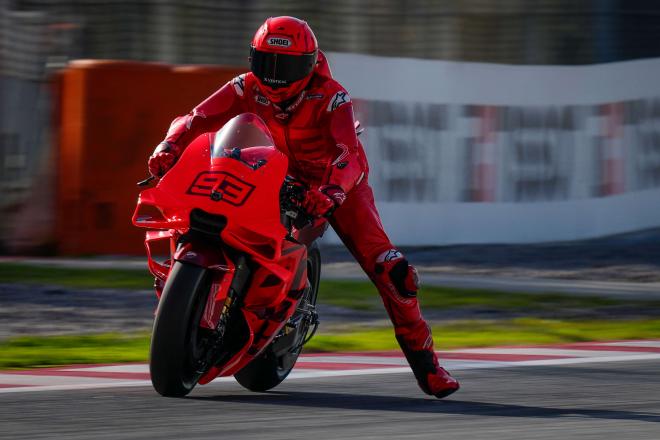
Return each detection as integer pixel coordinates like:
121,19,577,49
148,141,181,177
302,185,346,218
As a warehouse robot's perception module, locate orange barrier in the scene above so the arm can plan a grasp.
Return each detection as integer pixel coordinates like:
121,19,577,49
56,60,244,255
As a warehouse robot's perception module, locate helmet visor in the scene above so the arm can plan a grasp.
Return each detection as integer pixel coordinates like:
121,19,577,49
250,48,317,89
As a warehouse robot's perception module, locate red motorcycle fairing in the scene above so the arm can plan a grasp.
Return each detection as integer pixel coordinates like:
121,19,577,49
199,239,308,383
144,230,176,297
293,218,329,247
134,132,289,262
173,241,227,270
133,113,320,386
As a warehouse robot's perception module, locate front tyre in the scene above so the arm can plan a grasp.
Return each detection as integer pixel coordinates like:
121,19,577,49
150,261,210,397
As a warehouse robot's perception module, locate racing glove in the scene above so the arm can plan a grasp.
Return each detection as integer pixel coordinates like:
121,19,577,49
302,185,346,218
148,141,181,177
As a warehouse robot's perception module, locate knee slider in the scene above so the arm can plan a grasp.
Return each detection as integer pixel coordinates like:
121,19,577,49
391,259,419,298
375,250,420,298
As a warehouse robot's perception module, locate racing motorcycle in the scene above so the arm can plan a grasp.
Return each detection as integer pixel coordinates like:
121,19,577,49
132,113,328,397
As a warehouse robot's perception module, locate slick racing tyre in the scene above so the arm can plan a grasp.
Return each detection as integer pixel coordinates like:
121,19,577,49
234,242,321,392
150,261,211,397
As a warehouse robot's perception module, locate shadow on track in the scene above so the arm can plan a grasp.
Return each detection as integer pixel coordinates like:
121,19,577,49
189,391,660,424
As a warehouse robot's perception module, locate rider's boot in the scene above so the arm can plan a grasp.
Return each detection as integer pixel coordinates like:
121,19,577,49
373,250,460,398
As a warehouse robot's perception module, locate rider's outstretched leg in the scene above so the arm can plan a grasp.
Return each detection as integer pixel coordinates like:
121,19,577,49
329,180,459,398
371,249,459,398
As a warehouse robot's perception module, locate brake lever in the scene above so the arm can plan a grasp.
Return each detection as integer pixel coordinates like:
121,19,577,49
137,175,156,187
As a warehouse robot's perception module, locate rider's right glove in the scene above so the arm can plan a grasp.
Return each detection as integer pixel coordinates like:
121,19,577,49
302,185,346,218
148,141,181,177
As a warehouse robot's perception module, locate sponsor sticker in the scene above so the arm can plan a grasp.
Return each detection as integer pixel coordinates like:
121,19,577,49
327,91,351,112
264,77,287,86
232,74,245,97
255,95,270,106
285,91,306,113
377,249,403,263
267,37,291,48
331,143,350,166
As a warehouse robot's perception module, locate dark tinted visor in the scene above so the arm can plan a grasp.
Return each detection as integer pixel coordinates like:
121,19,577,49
250,47,317,89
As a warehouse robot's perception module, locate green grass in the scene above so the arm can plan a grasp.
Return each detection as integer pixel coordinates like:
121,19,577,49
318,280,627,311
0,263,153,290
0,263,648,312
0,333,150,369
306,318,660,352
3,262,659,369
2,318,660,370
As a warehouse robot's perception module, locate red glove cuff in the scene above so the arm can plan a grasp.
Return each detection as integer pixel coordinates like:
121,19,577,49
302,185,346,218
319,185,346,207
153,141,182,156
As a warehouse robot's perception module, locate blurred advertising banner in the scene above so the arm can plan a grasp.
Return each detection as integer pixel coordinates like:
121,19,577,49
325,53,660,245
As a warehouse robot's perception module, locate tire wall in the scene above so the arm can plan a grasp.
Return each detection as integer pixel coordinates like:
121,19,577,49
56,60,243,255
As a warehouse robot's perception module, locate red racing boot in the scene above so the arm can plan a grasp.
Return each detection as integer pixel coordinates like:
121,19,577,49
396,330,460,398
373,250,460,398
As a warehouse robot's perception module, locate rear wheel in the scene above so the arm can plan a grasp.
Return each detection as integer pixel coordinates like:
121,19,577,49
234,243,321,392
150,261,211,397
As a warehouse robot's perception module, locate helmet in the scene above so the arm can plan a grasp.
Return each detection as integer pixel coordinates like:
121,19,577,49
250,16,318,103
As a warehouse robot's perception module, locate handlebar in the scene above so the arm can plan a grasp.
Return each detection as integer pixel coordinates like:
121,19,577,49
137,175,157,187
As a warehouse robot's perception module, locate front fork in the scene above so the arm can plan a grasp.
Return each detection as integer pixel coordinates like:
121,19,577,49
144,228,249,332
145,228,254,376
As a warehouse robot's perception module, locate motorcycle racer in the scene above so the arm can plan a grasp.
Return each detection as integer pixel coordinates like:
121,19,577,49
148,16,459,398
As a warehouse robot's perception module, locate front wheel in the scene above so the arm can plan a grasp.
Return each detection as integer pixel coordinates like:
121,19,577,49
149,261,211,397
234,242,321,392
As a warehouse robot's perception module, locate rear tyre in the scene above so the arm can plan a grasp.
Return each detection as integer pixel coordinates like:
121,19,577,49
150,261,211,397
234,243,321,392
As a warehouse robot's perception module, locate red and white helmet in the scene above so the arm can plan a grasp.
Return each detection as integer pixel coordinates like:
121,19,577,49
250,16,318,103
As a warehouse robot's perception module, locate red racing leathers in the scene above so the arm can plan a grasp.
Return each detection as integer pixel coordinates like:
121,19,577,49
153,54,459,397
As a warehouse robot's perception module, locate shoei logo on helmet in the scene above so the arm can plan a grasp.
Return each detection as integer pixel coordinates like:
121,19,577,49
267,37,291,47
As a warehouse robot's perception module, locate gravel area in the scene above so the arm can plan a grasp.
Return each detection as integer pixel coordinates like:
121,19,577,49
0,284,157,340
322,228,660,283
2,228,659,340
3,281,660,340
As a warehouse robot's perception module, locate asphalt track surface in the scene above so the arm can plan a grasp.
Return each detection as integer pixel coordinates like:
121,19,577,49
2,230,659,439
2,358,659,440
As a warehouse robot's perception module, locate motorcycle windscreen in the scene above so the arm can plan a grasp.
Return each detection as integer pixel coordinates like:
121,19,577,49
211,113,275,160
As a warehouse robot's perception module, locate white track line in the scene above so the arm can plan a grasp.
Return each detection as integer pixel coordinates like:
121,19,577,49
0,374,138,387
298,356,410,365
2,341,659,394
600,341,660,348
445,347,636,357
63,364,150,373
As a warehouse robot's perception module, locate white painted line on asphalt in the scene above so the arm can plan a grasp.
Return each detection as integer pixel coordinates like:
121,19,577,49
0,374,138,387
2,342,659,394
448,347,636,357
298,356,409,365
600,341,660,348
506,353,660,367
65,364,150,373
0,364,492,392
288,367,411,379
0,380,155,394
